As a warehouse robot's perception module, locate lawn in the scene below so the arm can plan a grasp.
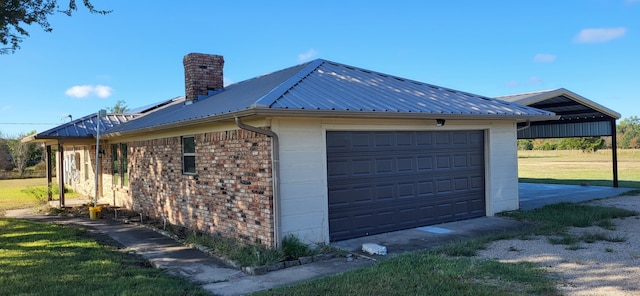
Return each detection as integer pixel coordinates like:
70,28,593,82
0,218,209,296
518,149,640,188
0,178,80,214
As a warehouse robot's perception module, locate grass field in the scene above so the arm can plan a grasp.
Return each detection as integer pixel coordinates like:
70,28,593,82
0,178,80,214
518,149,640,188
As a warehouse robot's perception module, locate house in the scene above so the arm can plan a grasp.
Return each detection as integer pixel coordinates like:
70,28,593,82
29,53,568,247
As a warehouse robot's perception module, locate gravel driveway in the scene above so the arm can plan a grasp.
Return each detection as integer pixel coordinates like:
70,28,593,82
477,195,640,296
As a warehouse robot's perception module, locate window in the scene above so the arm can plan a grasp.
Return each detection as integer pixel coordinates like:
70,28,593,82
182,136,196,174
121,143,128,187
84,146,89,181
112,144,119,186
111,143,129,187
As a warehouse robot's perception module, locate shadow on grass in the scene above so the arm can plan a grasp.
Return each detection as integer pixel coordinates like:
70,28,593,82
519,178,640,189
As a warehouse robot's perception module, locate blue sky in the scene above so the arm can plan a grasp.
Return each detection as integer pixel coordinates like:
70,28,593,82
1,0,639,136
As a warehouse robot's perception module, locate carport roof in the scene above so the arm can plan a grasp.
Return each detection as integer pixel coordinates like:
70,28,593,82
104,59,557,136
498,88,620,120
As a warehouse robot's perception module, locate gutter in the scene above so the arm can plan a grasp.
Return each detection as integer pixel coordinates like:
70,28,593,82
234,117,282,249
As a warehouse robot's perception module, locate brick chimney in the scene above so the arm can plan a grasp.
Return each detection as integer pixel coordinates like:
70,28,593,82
183,53,224,101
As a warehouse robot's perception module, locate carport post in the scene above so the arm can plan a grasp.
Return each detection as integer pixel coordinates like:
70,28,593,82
611,119,619,187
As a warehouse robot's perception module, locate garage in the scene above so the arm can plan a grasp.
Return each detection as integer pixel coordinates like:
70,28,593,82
326,130,486,241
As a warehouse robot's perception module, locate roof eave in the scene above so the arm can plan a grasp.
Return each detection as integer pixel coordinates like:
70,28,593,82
103,108,559,137
22,135,95,143
508,88,621,120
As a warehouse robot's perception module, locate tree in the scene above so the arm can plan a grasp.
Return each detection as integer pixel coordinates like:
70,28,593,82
617,116,640,149
1,0,111,54
0,132,15,171
558,137,605,152
107,99,129,113
517,139,533,150
7,131,42,176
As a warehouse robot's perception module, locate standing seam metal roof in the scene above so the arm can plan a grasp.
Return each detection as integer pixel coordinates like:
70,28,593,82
32,113,138,139
105,59,556,135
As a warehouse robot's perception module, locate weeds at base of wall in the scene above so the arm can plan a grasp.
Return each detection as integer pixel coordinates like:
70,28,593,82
40,204,353,275
182,231,350,273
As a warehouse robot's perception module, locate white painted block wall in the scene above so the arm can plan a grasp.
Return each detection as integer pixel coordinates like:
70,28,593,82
271,117,520,244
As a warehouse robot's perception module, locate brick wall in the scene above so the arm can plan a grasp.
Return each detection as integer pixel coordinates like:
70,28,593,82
128,128,275,247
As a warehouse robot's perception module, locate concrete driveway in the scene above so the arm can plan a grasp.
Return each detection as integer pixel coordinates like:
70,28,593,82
518,182,633,210
333,183,633,255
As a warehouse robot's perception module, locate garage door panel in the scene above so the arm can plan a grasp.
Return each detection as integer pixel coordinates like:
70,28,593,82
327,131,485,241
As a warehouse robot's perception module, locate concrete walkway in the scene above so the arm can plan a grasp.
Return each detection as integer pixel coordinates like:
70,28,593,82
3,182,632,295
4,208,373,296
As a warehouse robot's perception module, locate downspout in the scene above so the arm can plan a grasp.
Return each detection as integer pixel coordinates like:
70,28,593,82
235,117,282,248
517,120,531,132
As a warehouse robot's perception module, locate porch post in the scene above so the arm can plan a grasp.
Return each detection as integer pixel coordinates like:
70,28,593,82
46,145,52,201
57,143,65,207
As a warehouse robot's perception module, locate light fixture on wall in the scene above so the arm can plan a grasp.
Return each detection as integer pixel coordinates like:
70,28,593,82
436,119,446,127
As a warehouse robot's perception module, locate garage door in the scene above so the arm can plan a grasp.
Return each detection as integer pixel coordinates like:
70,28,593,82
327,131,485,241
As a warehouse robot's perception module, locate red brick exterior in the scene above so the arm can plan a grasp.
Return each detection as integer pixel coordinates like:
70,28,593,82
127,128,274,246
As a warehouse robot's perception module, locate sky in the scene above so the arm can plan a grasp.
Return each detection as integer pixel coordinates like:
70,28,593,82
1,0,639,136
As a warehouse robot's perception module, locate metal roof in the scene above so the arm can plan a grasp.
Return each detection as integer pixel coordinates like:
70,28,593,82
24,113,138,143
105,59,557,136
498,88,620,139
498,88,620,120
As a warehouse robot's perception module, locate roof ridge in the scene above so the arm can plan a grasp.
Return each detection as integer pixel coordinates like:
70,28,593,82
497,88,562,98
251,59,325,108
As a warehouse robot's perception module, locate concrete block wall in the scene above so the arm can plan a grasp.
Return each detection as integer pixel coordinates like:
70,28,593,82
127,128,275,247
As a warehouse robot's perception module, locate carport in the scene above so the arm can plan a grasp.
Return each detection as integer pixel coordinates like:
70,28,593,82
498,88,622,187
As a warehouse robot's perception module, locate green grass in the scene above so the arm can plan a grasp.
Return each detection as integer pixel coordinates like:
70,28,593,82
0,218,209,296
256,201,638,295
0,178,79,214
518,149,640,188
504,202,638,235
253,251,556,296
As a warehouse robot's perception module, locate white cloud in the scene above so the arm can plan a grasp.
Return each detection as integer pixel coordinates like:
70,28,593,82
573,27,626,43
94,85,113,98
65,84,113,98
298,49,318,62
533,53,556,63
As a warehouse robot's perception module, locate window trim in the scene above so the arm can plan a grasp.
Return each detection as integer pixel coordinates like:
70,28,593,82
182,136,196,175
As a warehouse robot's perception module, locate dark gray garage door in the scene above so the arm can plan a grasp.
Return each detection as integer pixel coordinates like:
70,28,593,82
327,131,485,241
